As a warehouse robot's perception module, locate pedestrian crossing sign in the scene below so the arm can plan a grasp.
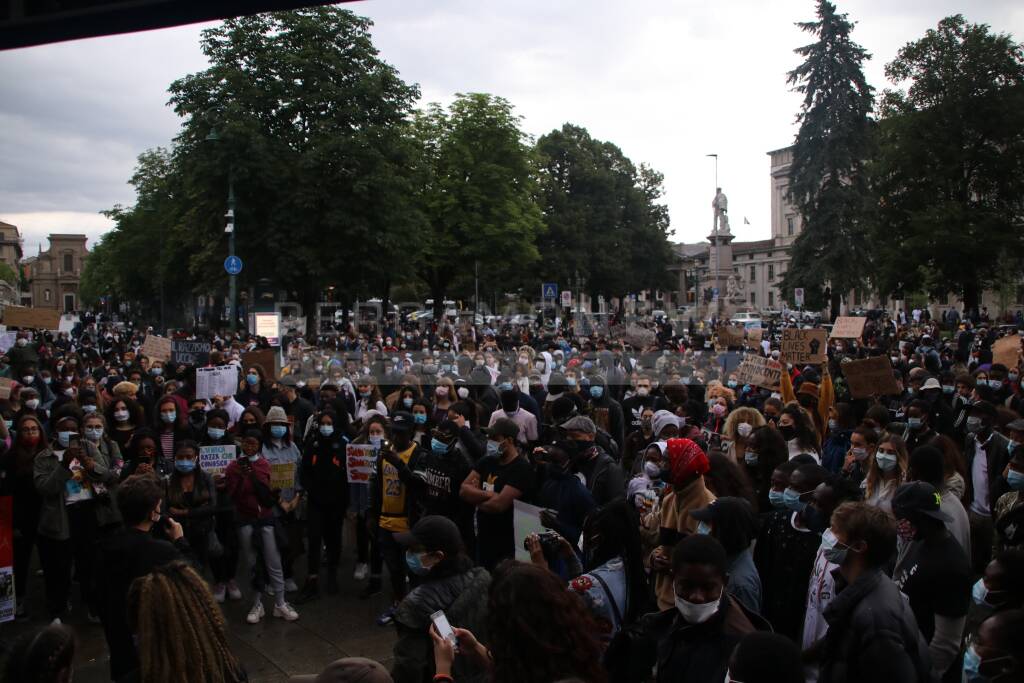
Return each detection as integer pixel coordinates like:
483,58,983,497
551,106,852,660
542,283,558,299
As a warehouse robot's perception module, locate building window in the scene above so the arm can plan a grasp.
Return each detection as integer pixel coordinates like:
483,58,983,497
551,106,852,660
749,266,756,282
750,291,756,306
768,264,775,280
63,253,73,273
769,290,775,307
44,289,51,303
749,253,754,260
787,217,795,236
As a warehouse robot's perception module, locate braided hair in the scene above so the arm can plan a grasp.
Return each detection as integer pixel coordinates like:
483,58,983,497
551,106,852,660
127,561,244,683
4,623,74,683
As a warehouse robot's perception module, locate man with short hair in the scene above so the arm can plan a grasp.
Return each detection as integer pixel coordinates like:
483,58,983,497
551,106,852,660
621,374,667,436
487,389,538,446
964,401,1013,574
818,502,931,683
279,375,315,438
95,474,191,681
560,415,623,506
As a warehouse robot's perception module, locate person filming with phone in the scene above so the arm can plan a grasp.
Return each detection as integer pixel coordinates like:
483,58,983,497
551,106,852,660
390,515,491,683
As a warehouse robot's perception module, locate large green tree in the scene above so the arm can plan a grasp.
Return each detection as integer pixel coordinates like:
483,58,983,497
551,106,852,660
534,124,673,307
872,15,1024,312
779,0,875,317
410,93,544,319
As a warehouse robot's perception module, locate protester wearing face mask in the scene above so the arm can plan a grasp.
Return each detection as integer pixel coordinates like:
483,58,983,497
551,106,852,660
487,389,538,446
906,444,972,560
965,549,1024,647
817,502,931,683
723,407,766,468
862,434,908,514
965,401,1013,575
7,332,40,379
391,516,491,683
744,427,790,512
17,363,57,412
15,387,44,425
153,395,185,465
234,365,272,413
992,421,1024,557
964,609,1024,683
531,441,597,551
347,416,388,589
354,376,388,427
841,425,879,488
690,497,762,615
754,463,827,639
295,409,348,603
277,375,315,439
891,482,972,680
820,403,855,474
105,398,142,455
261,406,302,595
225,429,299,624
163,440,218,572
621,374,668,436
82,412,122,477
460,418,535,571
413,420,476,557
778,404,822,464
560,415,624,506
626,535,769,683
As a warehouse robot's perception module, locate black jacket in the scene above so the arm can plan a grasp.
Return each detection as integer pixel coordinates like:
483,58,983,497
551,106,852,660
300,435,349,508
963,430,1012,512
819,568,931,683
575,447,625,506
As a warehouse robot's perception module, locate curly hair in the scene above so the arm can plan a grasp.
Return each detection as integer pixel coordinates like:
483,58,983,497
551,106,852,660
127,561,244,683
486,561,608,683
722,407,766,443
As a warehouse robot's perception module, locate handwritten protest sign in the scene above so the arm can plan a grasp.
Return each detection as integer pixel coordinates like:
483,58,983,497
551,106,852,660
843,356,901,399
242,349,279,380
734,355,783,390
269,462,296,491
830,317,867,339
346,444,375,484
781,328,827,365
2,307,60,330
195,365,239,400
746,327,763,349
172,340,212,365
993,335,1021,369
199,444,235,477
141,335,172,362
717,326,745,349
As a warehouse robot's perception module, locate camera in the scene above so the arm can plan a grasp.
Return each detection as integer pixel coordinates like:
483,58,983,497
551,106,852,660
523,530,561,553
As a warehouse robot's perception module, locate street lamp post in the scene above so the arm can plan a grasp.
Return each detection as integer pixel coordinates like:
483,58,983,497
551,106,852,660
205,124,238,333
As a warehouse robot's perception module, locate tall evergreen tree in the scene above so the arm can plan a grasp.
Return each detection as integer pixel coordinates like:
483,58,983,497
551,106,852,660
780,0,875,318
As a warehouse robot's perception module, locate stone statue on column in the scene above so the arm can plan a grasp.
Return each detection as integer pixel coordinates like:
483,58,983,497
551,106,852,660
712,187,729,234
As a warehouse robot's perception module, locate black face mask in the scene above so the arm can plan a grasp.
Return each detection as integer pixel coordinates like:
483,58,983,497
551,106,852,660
779,425,797,441
802,504,829,534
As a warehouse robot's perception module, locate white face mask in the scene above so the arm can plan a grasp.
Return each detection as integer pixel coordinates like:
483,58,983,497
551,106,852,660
674,593,721,624
736,422,753,438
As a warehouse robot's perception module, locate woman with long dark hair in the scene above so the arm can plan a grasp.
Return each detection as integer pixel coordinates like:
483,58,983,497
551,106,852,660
744,426,789,512
778,403,820,462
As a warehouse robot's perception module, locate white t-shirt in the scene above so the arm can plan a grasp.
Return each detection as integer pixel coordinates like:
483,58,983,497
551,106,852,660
969,435,991,516
803,535,838,681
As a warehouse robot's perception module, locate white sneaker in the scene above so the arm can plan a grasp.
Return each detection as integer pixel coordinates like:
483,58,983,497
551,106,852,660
353,563,369,581
246,600,265,624
284,578,299,592
273,602,299,621
213,583,227,603
50,617,62,626
226,580,242,600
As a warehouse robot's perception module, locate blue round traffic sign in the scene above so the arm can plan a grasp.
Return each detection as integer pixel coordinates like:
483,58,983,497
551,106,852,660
224,255,243,275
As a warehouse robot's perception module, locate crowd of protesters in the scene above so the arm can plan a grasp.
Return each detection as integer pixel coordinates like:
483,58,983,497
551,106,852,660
2,306,1023,683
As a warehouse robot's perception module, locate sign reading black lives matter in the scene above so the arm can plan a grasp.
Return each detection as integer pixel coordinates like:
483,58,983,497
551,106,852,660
172,340,212,365
781,328,827,365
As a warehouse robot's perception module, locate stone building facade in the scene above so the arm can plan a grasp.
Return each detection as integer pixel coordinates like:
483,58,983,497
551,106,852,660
23,234,88,312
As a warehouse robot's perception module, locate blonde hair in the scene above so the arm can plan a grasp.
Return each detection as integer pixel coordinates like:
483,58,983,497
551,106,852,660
128,562,243,683
723,407,766,442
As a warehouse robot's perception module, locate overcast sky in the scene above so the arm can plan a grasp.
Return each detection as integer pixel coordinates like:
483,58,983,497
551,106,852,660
1,0,1022,257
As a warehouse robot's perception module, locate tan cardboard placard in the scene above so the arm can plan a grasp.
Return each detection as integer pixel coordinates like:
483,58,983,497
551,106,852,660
242,349,280,380
830,317,867,339
993,335,1021,369
2,307,61,330
843,355,901,399
781,328,827,365
734,355,783,390
746,328,764,349
140,335,172,362
0,377,12,400
717,326,745,349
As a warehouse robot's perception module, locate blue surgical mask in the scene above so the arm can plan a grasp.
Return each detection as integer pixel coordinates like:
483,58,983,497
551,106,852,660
1006,468,1024,491
174,459,196,474
566,377,577,387
84,427,103,441
783,487,808,512
644,461,662,479
942,384,955,395
246,373,260,386
413,413,427,425
966,416,983,433
962,645,983,683
207,427,226,440
57,431,74,448
486,440,500,458
590,386,604,399
3,420,12,431
696,521,712,535
990,380,1003,391
319,425,334,437
405,550,431,576
875,452,898,472
402,397,414,409
270,424,288,439
498,382,513,392
744,451,758,467
907,417,922,430
369,435,383,448
821,528,848,565
430,437,448,454
160,411,176,424
82,404,97,414
727,380,738,388
768,490,786,509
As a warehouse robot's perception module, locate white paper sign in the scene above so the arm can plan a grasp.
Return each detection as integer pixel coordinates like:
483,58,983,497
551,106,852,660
199,444,236,477
195,365,239,400
513,499,546,562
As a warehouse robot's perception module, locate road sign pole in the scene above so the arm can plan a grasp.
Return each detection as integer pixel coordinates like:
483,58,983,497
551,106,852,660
228,168,237,333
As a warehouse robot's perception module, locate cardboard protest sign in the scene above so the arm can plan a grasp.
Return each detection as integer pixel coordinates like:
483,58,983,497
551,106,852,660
2,307,60,330
346,444,376,484
734,355,783,390
993,335,1022,369
141,335,172,362
199,444,235,477
843,356,901,399
746,327,763,349
0,378,12,400
513,499,546,563
830,317,867,340
172,340,212,365
717,326,745,349
195,365,239,400
781,328,827,365
242,349,279,380
269,462,296,491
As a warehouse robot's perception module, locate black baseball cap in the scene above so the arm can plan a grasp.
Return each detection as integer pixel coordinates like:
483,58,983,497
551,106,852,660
390,411,415,433
892,482,952,523
395,515,463,556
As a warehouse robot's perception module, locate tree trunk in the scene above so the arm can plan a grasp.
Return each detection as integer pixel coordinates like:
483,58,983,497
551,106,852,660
381,275,392,334
299,282,319,338
962,283,980,318
830,290,842,323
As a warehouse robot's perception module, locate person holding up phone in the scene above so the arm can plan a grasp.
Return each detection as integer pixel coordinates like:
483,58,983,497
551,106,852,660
390,516,490,683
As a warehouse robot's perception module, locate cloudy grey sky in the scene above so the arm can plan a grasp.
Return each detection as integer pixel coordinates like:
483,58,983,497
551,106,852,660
1,0,1022,256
